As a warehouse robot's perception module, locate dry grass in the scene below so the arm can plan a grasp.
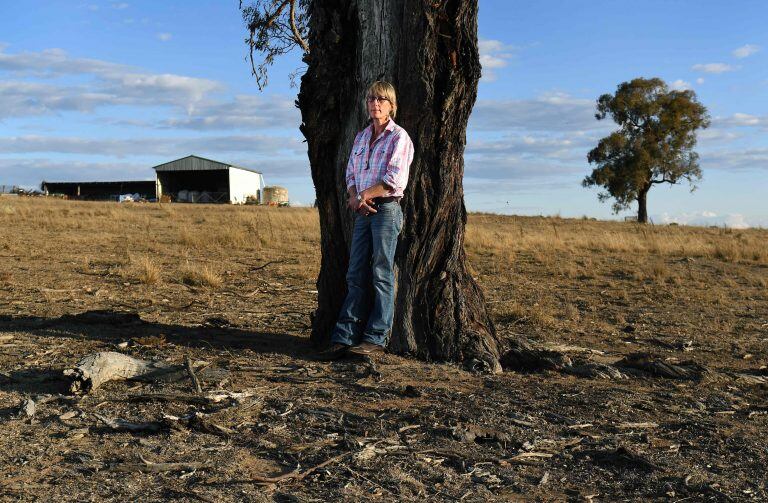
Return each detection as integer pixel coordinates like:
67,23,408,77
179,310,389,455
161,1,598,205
494,300,556,328
127,255,162,285
465,213,768,267
1,198,765,339
179,262,223,289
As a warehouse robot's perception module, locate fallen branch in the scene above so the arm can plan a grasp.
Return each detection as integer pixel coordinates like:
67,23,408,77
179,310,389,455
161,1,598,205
616,353,706,380
63,352,229,394
95,413,168,433
249,451,351,485
63,352,176,394
185,355,203,394
111,455,209,473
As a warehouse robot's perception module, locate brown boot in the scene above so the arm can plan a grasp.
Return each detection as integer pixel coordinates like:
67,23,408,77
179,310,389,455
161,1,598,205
315,343,350,361
348,342,385,357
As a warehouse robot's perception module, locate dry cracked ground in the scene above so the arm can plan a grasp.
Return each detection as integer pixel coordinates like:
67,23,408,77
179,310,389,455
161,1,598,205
0,198,766,502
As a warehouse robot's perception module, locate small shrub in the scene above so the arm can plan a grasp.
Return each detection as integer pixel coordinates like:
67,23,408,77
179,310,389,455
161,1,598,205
179,263,222,289
135,256,162,285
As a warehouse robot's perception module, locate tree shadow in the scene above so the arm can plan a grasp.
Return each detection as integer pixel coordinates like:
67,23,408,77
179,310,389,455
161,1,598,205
0,368,71,396
0,309,315,361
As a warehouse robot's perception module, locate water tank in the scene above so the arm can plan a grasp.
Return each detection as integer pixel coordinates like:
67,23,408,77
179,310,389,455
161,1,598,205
263,186,289,205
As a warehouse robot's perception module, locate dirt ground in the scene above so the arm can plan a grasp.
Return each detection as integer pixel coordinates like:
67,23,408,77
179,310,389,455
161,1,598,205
1,198,766,502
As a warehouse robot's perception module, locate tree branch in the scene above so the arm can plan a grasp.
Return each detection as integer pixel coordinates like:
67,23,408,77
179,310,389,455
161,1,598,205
266,0,290,30
289,0,309,53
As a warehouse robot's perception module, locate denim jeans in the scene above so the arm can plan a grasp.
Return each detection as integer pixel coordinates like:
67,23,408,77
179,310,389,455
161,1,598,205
331,201,403,347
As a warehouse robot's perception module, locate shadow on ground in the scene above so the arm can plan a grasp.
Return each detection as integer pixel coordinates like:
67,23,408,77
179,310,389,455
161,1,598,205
0,309,313,360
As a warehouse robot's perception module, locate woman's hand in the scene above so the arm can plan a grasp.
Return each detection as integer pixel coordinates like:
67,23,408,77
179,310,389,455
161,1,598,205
348,193,377,216
347,193,360,212
358,199,377,215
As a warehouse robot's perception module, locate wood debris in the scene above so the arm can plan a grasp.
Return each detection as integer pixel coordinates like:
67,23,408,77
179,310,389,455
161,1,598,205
63,352,176,394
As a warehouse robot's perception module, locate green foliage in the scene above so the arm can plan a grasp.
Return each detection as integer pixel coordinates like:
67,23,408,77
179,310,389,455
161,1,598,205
583,78,710,216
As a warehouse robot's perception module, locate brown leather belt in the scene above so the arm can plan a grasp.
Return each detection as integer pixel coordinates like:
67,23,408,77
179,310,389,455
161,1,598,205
372,196,401,204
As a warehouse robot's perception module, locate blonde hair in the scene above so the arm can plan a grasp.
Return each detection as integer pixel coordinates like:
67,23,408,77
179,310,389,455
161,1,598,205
366,81,398,119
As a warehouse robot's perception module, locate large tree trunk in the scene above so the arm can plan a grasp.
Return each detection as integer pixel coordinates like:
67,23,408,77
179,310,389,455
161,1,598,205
298,0,502,371
637,185,650,223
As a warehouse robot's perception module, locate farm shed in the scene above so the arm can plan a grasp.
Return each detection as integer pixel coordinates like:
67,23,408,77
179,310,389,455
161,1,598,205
153,155,264,204
40,180,157,200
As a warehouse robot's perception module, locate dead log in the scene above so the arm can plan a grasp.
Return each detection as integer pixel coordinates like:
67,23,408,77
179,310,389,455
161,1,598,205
564,362,627,379
500,340,572,371
63,351,176,394
63,352,229,394
615,353,706,380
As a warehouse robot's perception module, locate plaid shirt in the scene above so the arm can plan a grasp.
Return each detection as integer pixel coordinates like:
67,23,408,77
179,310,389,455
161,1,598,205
345,119,414,197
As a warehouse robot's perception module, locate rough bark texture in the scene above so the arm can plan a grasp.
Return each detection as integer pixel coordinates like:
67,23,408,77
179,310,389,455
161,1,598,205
638,185,650,223
299,0,502,371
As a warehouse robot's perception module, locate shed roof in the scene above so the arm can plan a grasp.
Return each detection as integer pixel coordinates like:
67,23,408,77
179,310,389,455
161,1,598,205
152,155,262,174
42,180,154,185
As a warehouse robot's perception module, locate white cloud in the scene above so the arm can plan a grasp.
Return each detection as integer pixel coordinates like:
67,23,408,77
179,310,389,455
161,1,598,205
158,94,299,130
714,113,767,129
112,2,129,9
700,147,768,171
670,79,692,91
157,33,172,42
0,47,123,77
656,211,750,228
478,39,515,82
470,93,610,132
696,77,705,85
0,134,304,158
698,128,741,143
728,113,760,126
0,158,149,186
732,44,760,59
692,63,737,74
0,46,222,117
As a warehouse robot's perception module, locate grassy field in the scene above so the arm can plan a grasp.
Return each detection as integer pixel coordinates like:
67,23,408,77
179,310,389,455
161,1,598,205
1,197,766,501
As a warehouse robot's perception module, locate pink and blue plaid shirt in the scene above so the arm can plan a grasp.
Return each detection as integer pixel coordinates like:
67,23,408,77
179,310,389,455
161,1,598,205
345,119,414,197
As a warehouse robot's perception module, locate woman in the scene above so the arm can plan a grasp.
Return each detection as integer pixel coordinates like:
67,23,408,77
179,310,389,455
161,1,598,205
317,81,414,360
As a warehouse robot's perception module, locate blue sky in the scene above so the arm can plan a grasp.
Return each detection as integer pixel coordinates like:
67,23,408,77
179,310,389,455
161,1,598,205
1,1,766,227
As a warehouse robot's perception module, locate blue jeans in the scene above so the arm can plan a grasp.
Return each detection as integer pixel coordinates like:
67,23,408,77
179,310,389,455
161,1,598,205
331,201,403,347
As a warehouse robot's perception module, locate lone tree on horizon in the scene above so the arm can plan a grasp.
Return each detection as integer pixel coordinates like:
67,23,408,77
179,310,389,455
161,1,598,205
583,77,710,223
241,0,503,371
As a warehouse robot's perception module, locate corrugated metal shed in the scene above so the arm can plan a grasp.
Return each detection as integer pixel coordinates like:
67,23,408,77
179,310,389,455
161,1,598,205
152,155,262,174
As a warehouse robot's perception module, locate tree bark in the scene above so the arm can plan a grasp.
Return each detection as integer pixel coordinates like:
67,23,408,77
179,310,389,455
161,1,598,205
637,184,650,223
298,0,502,371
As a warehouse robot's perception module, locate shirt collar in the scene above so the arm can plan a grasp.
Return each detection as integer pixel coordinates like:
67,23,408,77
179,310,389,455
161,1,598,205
368,118,397,137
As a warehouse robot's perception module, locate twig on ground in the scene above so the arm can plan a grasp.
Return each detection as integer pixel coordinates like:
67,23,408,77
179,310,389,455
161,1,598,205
185,354,203,394
249,451,351,485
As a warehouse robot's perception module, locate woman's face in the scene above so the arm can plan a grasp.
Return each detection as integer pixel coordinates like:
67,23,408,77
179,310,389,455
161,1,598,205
367,94,393,122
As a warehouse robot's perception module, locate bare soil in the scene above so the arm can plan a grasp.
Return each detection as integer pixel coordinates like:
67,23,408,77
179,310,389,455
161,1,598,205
1,198,766,502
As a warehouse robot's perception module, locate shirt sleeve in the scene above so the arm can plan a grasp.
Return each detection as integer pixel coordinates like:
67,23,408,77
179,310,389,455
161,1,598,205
381,131,414,191
345,133,360,190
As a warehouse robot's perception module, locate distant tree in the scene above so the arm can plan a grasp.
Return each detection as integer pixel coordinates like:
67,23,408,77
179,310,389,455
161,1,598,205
240,0,503,371
583,78,710,223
